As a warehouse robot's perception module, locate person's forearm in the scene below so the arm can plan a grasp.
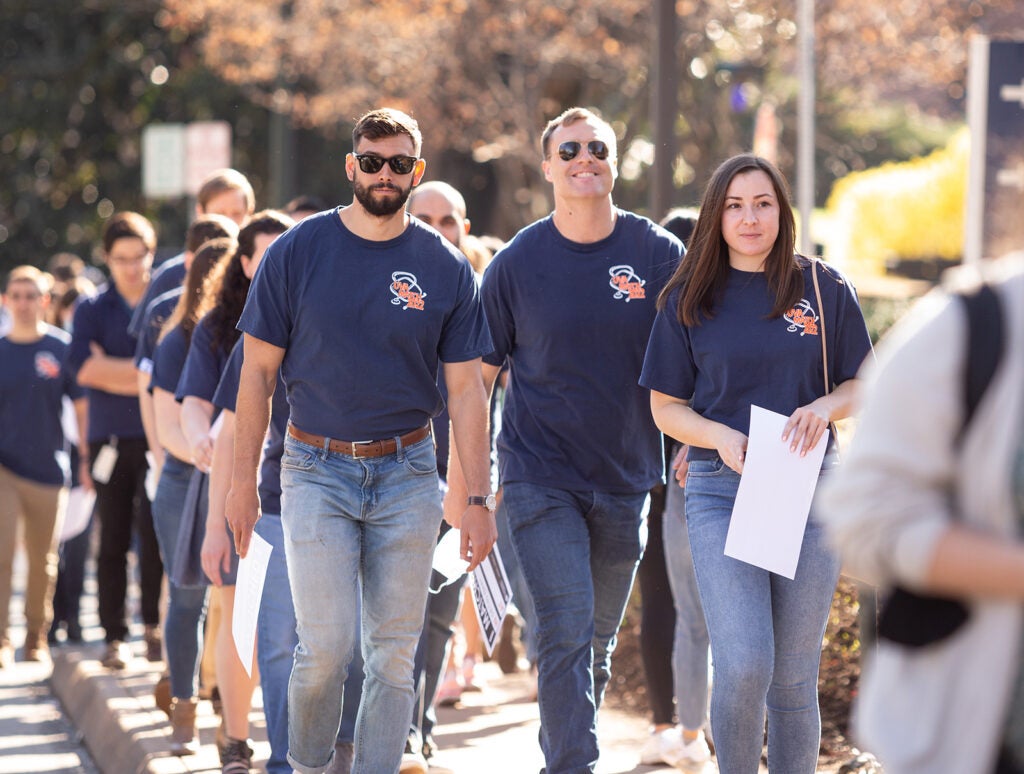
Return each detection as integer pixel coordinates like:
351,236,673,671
154,389,193,463
77,355,139,395
180,397,214,453
208,413,236,527
137,373,164,468
925,526,1024,600
231,366,274,487
73,398,89,459
446,363,499,502
651,394,730,450
811,377,861,423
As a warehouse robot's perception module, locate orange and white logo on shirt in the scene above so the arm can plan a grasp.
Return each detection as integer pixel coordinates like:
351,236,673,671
390,271,426,311
609,265,646,302
783,299,819,336
35,351,61,379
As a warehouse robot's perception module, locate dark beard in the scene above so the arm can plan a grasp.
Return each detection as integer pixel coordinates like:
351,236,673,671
353,179,411,217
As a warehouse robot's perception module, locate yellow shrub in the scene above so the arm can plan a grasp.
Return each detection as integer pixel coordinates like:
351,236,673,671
823,128,968,275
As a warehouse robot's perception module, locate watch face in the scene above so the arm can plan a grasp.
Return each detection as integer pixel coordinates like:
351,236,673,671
485,494,497,511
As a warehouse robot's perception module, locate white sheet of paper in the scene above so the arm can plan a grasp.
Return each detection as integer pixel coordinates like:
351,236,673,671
724,405,829,579
232,532,272,677
470,544,512,657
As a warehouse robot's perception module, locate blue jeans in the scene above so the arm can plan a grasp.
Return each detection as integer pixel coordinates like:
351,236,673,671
684,458,840,774
256,512,364,774
662,475,710,732
281,434,441,774
503,482,647,774
151,457,209,698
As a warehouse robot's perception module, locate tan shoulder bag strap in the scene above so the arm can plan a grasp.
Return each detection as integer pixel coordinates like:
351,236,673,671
810,258,829,395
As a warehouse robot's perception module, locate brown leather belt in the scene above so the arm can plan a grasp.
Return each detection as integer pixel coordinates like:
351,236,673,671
287,424,431,459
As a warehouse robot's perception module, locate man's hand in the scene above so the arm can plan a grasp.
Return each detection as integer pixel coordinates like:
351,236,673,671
459,504,497,571
226,482,261,559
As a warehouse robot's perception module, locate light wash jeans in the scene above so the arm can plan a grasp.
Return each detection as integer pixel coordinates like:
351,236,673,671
503,482,647,774
685,457,839,774
661,473,711,732
150,456,208,698
255,512,364,774
281,434,441,774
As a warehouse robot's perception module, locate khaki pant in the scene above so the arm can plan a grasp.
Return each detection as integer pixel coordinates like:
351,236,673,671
0,465,66,646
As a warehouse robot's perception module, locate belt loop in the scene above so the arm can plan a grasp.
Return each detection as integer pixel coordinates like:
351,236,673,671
320,435,331,460
395,432,405,462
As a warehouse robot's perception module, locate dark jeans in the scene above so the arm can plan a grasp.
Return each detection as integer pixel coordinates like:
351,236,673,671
90,437,162,643
52,513,93,633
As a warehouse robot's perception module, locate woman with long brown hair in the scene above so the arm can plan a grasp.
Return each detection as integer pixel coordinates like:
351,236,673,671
640,154,872,773
148,237,234,754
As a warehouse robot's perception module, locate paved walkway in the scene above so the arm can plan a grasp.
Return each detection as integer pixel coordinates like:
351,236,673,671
46,638,695,774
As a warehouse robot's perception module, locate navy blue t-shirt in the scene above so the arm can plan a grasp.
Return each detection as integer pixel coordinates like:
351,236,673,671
0,328,83,485
176,314,232,403
134,287,182,374
238,208,492,440
640,259,873,459
482,210,683,493
128,253,185,338
214,339,289,515
150,324,190,395
68,283,145,442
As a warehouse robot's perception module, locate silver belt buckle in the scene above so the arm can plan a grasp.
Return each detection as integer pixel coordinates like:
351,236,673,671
349,439,373,459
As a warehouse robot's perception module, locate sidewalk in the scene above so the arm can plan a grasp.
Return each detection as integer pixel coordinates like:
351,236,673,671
48,637,699,774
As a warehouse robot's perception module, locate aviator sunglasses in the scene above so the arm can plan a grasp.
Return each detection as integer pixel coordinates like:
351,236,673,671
555,140,610,162
353,153,419,175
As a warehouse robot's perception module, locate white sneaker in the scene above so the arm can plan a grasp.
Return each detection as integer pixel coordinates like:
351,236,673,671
669,730,712,769
639,726,685,765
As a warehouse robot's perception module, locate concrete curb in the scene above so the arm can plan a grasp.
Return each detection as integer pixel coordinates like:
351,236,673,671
50,645,237,774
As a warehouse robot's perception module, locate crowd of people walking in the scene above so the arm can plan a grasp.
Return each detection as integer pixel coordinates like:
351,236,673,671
3,101,1019,774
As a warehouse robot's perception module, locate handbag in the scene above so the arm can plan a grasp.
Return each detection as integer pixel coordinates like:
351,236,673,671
874,282,1003,648
810,259,839,449
170,467,210,589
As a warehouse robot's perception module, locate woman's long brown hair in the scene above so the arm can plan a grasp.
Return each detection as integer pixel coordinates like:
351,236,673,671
657,154,803,326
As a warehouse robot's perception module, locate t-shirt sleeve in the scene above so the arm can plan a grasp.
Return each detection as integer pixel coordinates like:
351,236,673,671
63,344,84,401
151,329,189,395
480,258,513,368
237,244,291,348
66,301,98,375
639,299,697,400
437,260,493,363
213,339,244,414
133,308,160,374
175,321,222,402
829,274,873,385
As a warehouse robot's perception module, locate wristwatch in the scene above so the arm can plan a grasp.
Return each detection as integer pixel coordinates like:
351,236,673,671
467,494,497,512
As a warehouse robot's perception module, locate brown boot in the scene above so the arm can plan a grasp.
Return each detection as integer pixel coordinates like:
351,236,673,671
168,697,199,755
24,630,50,663
144,624,163,663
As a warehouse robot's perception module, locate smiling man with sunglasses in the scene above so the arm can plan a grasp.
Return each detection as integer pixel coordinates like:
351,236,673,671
447,106,684,772
228,107,495,774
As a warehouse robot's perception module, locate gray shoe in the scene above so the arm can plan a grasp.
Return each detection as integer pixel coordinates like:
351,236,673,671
325,742,355,774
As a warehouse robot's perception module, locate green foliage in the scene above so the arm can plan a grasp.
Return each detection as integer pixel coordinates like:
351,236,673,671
0,1,345,277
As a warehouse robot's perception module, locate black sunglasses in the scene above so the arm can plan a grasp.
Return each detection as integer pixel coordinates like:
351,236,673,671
555,140,610,162
353,153,419,175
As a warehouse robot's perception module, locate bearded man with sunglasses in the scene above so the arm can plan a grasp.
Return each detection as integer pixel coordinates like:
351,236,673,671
448,107,684,773
228,107,496,774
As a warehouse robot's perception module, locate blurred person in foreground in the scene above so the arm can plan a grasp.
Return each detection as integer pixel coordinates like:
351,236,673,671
821,253,1024,774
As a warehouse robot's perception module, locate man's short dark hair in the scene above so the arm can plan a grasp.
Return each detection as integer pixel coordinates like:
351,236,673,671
102,211,157,254
352,108,422,156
